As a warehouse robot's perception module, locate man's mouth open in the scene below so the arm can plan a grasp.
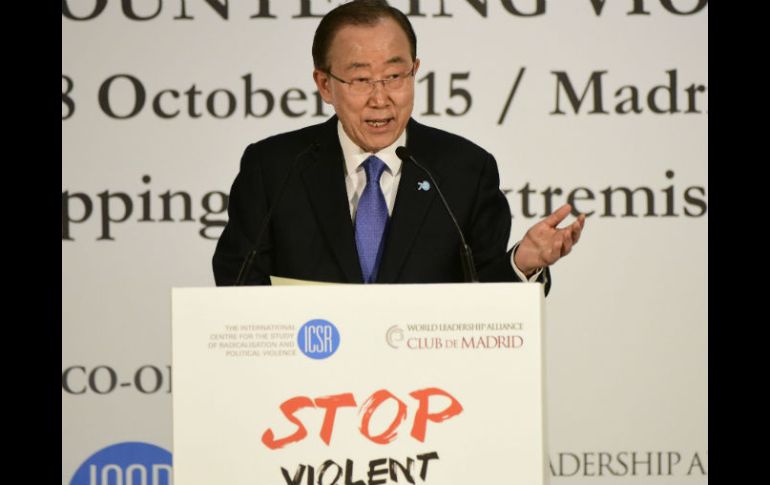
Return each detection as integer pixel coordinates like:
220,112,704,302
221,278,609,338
366,118,393,128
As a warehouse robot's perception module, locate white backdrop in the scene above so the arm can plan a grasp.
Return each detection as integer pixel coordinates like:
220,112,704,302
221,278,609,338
62,1,707,483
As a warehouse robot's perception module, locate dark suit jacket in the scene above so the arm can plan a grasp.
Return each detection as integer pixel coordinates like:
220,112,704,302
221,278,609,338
213,116,550,292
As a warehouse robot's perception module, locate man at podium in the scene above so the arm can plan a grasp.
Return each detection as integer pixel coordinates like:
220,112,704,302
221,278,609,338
213,0,585,289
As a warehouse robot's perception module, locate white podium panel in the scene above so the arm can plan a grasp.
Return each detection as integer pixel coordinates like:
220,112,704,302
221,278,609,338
172,283,545,485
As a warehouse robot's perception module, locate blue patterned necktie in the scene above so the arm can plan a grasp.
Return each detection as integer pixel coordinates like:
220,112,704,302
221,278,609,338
355,155,389,283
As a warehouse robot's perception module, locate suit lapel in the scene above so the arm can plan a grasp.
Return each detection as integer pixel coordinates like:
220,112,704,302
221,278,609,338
301,118,364,283
377,120,440,283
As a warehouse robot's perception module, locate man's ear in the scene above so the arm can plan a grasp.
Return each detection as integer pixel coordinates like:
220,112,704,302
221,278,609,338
313,69,333,103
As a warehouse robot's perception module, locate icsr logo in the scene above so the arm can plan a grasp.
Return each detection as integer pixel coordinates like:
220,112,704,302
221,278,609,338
69,442,172,485
297,319,340,360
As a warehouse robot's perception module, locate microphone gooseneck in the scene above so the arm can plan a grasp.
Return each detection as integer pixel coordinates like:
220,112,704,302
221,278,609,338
235,142,318,286
395,146,479,283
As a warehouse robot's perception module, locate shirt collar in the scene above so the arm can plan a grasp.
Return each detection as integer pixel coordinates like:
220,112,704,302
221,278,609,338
338,121,405,177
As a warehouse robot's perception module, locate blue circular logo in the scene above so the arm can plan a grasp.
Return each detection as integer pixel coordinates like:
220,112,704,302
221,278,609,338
70,442,172,485
297,319,340,359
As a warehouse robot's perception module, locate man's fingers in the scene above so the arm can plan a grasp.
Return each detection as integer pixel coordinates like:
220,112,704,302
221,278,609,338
562,227,573,256
543,204,572,228
547,233,564,264
533,211,586,266
571,220,583,245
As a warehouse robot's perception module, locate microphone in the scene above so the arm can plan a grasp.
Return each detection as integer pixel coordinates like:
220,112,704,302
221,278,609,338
395,146,479,283
235,142,318,286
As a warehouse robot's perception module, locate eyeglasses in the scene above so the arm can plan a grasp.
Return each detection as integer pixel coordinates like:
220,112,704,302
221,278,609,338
325,65,416,95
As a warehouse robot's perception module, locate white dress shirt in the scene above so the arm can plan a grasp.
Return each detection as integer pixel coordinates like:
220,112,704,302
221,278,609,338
337,122,542,282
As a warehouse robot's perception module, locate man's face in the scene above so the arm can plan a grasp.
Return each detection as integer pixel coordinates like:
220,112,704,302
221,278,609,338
313,17,420,153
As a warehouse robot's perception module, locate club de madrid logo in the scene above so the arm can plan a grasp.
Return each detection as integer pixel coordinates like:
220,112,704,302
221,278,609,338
297,319,340,359
386,325,405,348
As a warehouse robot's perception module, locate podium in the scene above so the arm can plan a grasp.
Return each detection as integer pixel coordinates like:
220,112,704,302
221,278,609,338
172,283,546,484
